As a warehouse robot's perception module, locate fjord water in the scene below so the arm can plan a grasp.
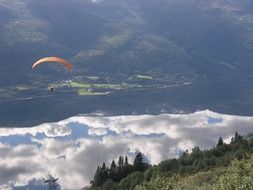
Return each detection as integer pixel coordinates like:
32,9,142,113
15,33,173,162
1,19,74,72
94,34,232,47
1,0,253,127
1,0,253,189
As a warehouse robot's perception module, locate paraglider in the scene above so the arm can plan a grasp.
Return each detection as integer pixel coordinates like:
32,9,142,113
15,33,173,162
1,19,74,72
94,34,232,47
32,56,72,92
32,56,72,70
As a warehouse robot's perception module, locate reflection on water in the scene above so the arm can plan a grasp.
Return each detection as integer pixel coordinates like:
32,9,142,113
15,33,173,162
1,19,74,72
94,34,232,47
1,110,253,189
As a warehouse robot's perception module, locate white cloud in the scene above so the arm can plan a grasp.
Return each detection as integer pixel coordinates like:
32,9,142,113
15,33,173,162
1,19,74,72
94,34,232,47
0,123,71,137
1,110,253,189
88,128,108,136
90,0,104,3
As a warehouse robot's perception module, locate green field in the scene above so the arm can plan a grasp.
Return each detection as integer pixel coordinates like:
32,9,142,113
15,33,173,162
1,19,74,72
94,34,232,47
127,75,154,81
49,81,143,96
69,81,142,90
77,89,110,96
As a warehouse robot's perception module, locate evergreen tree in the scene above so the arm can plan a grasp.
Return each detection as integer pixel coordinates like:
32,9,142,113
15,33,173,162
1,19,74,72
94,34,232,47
109,160,117,181
116,156,124,181
231,132,243,143
101,163,108,183
102,162,106,170
110,160,116,171
122,156,131,179
217,137,224,147
134,153,143,166
118,156,124,168
92,166,103,186
124,156,129,167
134,152,147,171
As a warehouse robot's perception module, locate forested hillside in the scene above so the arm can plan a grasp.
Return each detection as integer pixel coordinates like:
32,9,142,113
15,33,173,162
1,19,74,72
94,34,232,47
84,132,253,190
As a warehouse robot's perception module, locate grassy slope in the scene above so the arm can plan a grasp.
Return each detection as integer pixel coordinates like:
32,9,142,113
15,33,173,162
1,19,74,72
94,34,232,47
135,156,253,190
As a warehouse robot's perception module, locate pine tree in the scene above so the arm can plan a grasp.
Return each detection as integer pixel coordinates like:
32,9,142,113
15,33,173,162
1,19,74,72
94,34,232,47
109,160,117,180
115,156,124,181
217,137,224,147
118,156,124,168
134,152,147,171
92,166,103,186
234,132,242,142
110,160,116,171
124,156,129,167
231,132,243,143
101,162,108,181
122,156,131,179
134,153,143,165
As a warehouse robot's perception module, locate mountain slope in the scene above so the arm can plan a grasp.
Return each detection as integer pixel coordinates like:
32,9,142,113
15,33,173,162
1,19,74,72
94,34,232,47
1,0,253,126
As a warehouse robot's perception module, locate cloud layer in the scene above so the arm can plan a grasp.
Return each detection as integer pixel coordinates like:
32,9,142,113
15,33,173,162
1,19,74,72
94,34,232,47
1,110,253,189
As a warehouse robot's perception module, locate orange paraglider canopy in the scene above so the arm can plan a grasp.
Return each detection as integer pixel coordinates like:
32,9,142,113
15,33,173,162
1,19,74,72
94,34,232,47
32,57,72,70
